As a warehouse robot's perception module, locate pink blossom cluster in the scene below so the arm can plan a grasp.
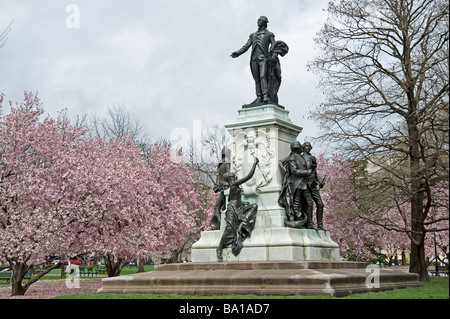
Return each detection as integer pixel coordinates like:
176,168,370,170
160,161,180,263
1,92,205,290
317,154,410,261
316,154,449,263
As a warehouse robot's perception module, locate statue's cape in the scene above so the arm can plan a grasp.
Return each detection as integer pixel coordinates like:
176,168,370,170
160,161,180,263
270,40,289,57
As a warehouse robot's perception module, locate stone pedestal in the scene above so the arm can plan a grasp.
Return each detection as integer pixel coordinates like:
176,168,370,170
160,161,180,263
191,228,340,262
98,261,421,297
224,103,301,227
191,104,341,262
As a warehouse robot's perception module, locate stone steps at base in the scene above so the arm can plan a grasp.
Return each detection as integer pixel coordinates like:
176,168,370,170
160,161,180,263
98,261,421,297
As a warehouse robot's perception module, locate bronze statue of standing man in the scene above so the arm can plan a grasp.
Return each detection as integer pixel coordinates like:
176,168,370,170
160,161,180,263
278,141,313,229
302,142,328,231
231,16,288,105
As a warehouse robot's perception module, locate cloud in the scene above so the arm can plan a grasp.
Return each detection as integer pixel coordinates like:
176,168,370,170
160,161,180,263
0,0,329,149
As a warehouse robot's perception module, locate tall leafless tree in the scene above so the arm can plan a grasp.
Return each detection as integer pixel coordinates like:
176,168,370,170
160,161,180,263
89,104,149,145
309,0,449,280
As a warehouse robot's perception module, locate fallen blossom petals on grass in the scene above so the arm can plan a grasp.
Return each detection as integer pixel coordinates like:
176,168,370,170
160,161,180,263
0,279,102,299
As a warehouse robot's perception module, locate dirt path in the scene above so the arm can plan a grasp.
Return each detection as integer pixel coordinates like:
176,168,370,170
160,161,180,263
0,279,102,299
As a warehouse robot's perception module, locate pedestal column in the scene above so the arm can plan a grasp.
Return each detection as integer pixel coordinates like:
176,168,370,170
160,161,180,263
191,104,340,262
224,104,301,229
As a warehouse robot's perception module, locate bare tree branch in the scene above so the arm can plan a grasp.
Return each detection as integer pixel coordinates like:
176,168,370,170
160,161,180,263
0,20,13,50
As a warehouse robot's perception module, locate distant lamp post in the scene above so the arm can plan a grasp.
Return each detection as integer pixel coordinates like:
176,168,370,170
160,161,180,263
432,221,439,277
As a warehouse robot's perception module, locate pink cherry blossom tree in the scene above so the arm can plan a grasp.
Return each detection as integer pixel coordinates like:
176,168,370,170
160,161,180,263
69,139,205,277
316,154,381,260
1,92,210,297
0,92,88,295
317,154,407,262
317,153,448,266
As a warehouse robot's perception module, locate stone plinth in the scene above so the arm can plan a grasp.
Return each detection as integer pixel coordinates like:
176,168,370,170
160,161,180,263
191,228,340,262
97,261,421,297
191,103,341,263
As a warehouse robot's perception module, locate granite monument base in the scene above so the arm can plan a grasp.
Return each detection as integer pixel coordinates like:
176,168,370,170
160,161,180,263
97,261,421,297
191,228,340,262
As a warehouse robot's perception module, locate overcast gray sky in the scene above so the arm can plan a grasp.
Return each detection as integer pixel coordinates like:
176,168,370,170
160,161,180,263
0,0,329,151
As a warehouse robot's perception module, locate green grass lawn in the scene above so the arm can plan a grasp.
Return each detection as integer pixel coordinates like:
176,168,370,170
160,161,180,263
54,275,448,299
119,265,154,275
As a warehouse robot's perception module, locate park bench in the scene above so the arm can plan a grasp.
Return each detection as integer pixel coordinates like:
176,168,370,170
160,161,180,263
79,266,88,276
23,271,32,281
0,271,12,283
31,268,46,277
87,266,98,277
0,271,32,283
79,266,98,277
431,266,449,276
96,265,107,274
88,266,98,276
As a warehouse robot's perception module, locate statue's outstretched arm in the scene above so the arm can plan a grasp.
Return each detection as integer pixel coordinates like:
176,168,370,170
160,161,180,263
235,158,259,185
231,36,252,58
